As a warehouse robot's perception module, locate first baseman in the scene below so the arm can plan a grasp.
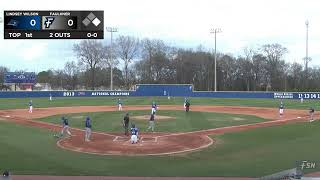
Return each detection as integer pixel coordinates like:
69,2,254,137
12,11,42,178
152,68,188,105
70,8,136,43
60,116,72,137
309,107,315,122
84,116,92,142
130,124,139,144
28,100,33,113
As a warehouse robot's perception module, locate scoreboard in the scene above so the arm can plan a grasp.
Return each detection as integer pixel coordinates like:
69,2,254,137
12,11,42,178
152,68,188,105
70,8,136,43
4,10,104,39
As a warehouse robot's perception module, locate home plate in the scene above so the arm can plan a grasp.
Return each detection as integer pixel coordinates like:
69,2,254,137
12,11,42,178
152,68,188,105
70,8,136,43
297,117,301,119
5,115,10,118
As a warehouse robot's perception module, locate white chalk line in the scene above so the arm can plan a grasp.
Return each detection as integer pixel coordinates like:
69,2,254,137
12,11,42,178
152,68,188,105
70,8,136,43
57,135,214,156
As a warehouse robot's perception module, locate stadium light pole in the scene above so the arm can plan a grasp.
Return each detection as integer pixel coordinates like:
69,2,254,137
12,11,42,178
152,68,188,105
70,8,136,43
303,20,311,72
106,27,118,90
210,28,222,92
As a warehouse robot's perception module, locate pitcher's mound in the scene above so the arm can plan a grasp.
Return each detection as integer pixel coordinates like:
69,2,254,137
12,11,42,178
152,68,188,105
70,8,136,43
131,115,175,120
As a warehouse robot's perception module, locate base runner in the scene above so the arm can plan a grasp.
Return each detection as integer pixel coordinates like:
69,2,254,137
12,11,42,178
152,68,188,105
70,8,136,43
60,116,72,137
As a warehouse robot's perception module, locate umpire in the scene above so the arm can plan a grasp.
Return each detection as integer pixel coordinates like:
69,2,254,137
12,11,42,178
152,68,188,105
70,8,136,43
123,113,130,136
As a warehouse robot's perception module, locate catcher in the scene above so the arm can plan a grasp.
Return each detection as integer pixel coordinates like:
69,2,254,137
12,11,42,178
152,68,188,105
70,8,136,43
123,113,130,136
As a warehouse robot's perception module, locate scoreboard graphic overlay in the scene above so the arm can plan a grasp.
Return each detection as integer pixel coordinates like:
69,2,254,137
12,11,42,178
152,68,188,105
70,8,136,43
4,11,104,39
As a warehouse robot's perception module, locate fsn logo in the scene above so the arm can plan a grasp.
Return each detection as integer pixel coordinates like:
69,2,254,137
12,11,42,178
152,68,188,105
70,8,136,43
299,160,316,170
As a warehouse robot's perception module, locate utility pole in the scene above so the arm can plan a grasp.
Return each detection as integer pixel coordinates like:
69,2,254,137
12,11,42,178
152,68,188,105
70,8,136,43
106,27,118,90
210,28,222,92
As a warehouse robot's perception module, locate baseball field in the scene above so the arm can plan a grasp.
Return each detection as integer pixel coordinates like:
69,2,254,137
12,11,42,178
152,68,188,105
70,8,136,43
0,96,319,178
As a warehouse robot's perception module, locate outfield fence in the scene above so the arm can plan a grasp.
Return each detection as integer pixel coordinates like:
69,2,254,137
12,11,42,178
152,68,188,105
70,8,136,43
0,84,320,99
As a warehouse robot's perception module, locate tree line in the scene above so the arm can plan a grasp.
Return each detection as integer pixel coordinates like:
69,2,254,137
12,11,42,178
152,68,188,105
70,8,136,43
0,36,318,91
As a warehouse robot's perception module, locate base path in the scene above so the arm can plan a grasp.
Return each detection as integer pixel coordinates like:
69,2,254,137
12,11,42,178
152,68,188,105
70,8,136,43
0,105,312,156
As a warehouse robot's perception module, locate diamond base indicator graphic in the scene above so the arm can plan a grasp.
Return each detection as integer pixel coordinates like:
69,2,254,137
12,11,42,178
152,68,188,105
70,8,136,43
4,11,104,39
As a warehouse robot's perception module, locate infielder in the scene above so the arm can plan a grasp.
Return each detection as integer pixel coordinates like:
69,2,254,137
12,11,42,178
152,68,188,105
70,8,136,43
118,98,123,111
60,116,72,137
147,113,155,132
309,107,315,122
123,113,130,136
151,101,157,115
84,116,92,142
279,101,284,118
185,101,190,112
28,100,33,113
184,97,187,109
49,93,53,101
130,124,139,144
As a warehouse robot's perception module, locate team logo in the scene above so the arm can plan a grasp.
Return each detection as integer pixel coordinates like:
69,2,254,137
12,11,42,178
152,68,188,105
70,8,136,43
44,17,55,28
7,19,19,26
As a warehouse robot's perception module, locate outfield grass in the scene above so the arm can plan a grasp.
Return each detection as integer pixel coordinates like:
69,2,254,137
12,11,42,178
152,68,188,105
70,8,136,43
1,119,319,177
37,110,266,132
0,96,318,110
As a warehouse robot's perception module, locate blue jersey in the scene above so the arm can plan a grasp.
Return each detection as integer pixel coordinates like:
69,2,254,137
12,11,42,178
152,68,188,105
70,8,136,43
29,101,32,107
118,99,122,105
131,127,138,135
85,118,91,128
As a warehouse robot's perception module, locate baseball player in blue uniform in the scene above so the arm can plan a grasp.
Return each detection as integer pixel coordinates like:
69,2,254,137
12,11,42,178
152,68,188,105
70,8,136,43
130,124,139,144
28,100,33,113
118,98,123,111
279,101,284,117
151,101,157,115
85,116,92,142
60,116,72,137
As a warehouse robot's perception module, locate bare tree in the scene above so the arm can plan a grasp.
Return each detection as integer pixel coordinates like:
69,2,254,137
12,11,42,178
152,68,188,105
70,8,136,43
64,61,78,90
260,44,288,90
73,40,105,90
115,36,139,89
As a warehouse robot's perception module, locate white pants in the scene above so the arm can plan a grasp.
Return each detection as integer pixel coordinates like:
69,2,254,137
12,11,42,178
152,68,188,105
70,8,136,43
50,96,52,101
147,121,155,132
184,103,186,109
61,125,72,136
29,106,33,113
151,108,156,114
279,109,284,115
118,104,122,111
85,127,92,141
131,135,138,144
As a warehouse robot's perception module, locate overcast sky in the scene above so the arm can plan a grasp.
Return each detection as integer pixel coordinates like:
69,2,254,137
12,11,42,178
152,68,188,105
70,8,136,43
0,0,319,72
